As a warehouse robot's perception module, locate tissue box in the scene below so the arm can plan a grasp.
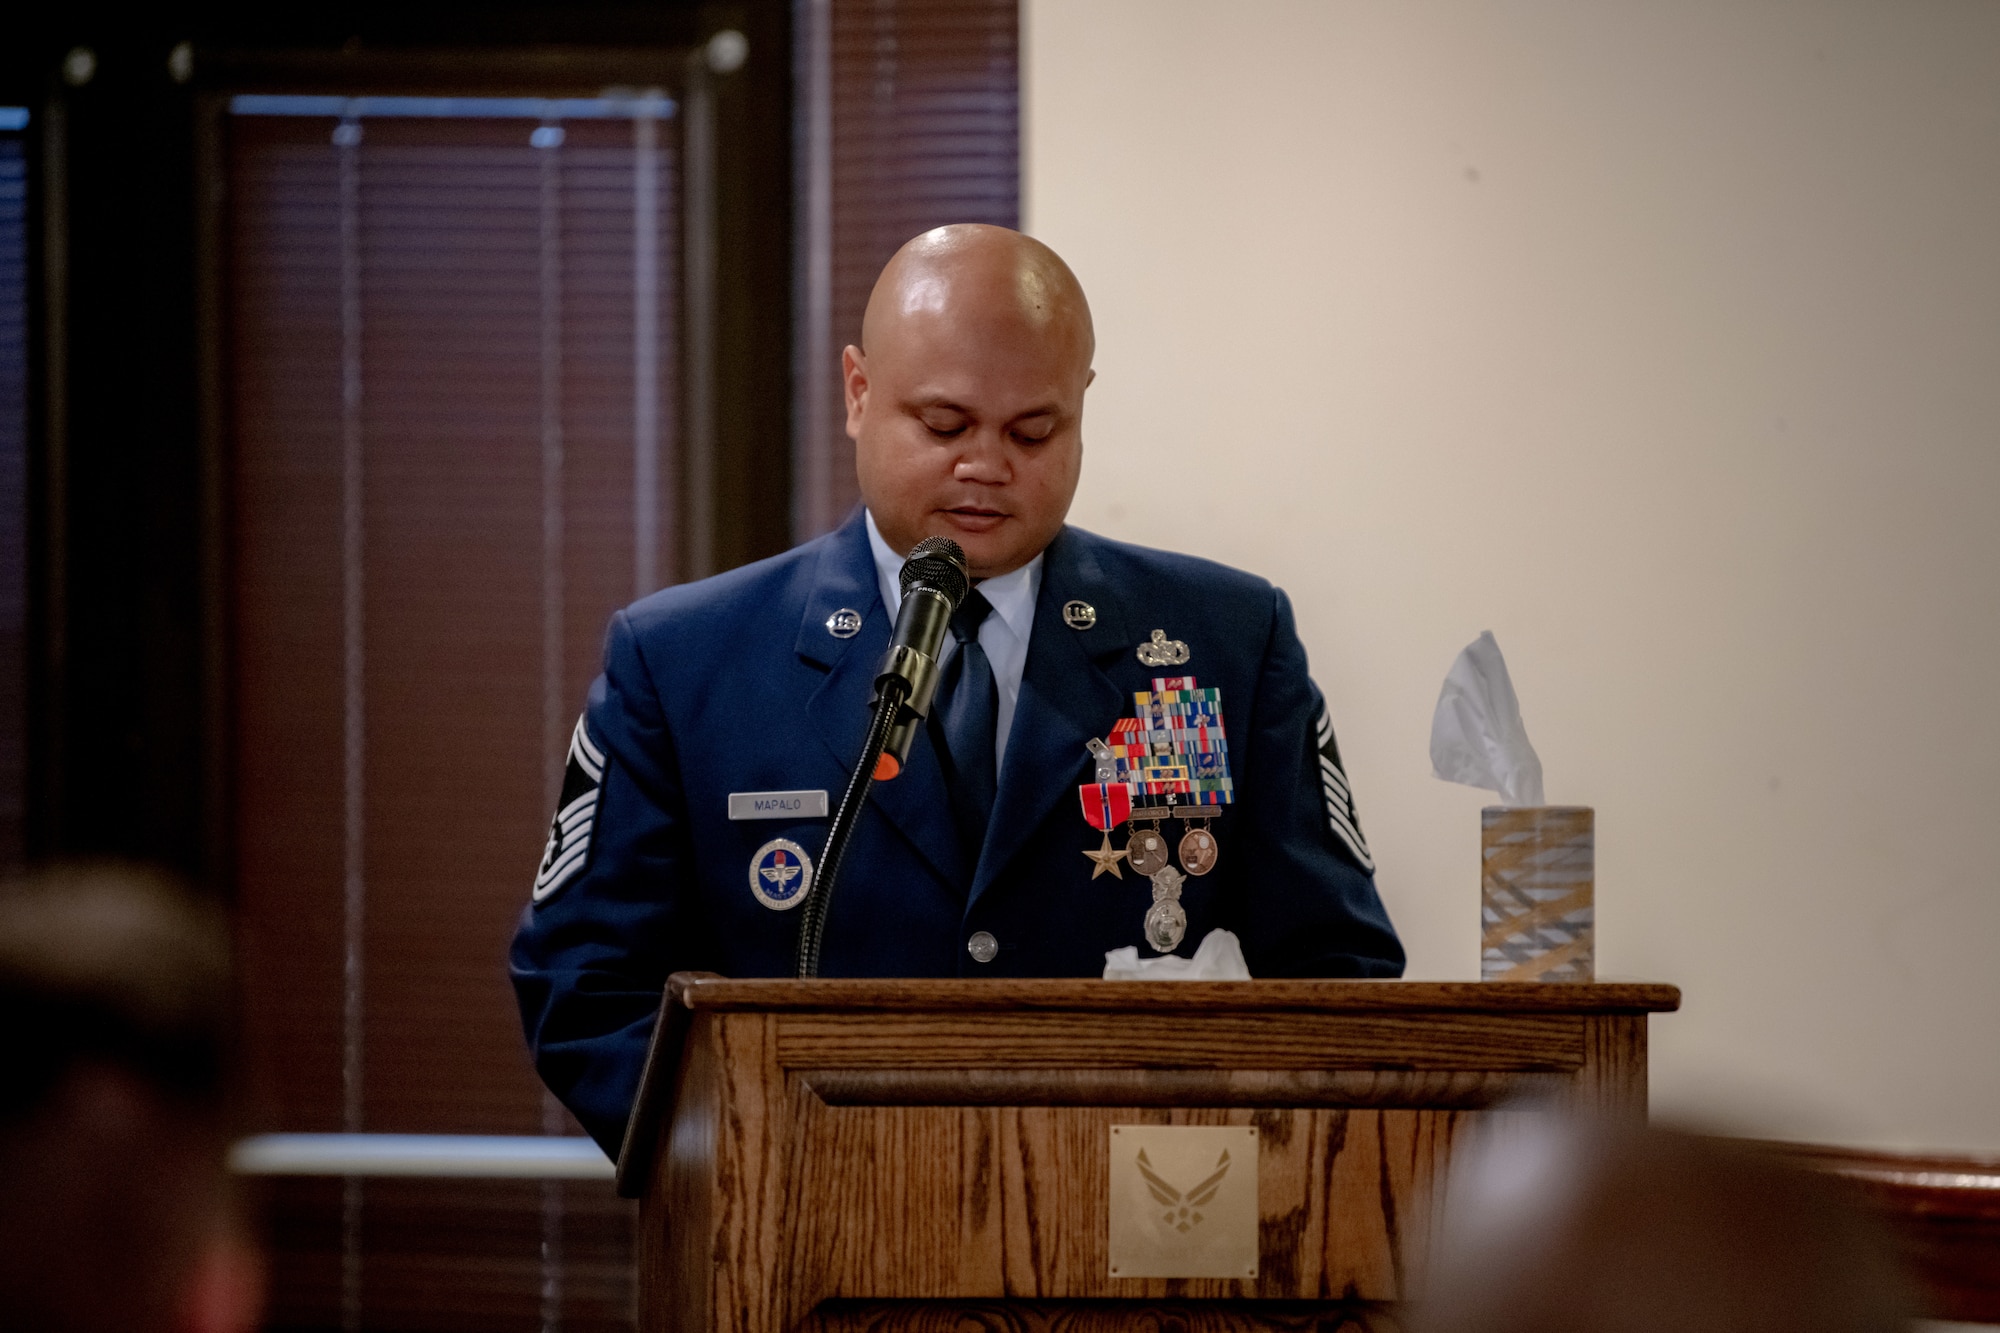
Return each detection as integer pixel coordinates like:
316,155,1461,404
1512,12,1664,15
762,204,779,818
1481,806,1593,983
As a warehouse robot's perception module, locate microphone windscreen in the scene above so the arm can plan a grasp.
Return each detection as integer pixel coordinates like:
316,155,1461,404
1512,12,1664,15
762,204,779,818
900,536,969,608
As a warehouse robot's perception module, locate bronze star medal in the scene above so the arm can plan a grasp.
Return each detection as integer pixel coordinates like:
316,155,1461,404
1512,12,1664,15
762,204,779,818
1078,764,1135,882
1082,831,1128,880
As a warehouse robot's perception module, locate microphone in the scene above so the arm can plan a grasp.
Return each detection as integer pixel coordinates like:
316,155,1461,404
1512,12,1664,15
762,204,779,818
872,536,970,779
796,534,969,976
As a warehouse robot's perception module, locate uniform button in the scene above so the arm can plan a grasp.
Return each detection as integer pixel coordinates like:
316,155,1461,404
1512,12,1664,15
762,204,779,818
966,931,999,964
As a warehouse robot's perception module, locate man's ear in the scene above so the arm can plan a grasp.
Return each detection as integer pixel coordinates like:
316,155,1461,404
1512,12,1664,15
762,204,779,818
841,345,868,441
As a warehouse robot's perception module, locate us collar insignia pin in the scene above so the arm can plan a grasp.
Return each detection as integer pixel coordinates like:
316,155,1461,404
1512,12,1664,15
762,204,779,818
1063,599,1098,630
1137,629,1190,667
825,608,862,639
749,838,814,910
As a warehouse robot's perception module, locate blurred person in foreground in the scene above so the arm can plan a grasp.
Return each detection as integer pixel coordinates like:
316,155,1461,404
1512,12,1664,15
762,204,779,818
0,864,262,1333
1414,1115,1912,1333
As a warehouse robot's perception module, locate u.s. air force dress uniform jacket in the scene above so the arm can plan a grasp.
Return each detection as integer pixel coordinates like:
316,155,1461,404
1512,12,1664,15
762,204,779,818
510,511,1403,1154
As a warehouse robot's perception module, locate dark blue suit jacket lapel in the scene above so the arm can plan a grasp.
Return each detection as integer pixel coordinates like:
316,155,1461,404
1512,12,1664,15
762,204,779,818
971,527,1138,904
795,513,963,887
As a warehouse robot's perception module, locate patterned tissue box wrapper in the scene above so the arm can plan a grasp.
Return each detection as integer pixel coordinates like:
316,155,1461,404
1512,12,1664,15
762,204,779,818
1481,805,1594,983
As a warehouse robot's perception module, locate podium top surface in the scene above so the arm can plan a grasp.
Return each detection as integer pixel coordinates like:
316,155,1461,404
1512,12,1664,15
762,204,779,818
616,975,1680,1194
664,974,1681,1014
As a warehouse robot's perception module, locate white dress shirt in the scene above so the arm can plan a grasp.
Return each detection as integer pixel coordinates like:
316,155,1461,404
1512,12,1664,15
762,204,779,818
865,509,1042,778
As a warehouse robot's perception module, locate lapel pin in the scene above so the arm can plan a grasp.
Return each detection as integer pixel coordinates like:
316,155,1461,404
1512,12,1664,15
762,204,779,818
825,608,862,639
1137,629,1190,667
1062,599,1097,630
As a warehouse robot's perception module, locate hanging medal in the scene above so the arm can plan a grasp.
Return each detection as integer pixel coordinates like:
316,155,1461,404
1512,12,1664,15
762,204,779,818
1078,780,1132,880
1126,811,1171,876
1177,807,1218,876
1082,675,1232,913
1145,865,1188,952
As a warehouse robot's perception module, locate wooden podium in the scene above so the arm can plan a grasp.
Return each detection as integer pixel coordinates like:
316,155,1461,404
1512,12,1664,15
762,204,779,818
615,975,1679,1332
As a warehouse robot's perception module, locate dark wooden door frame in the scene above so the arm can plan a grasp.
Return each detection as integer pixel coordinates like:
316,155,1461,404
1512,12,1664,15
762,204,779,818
173,16,792,892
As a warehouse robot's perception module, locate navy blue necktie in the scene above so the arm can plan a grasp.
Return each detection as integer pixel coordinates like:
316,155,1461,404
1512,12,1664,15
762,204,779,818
932,588,998,857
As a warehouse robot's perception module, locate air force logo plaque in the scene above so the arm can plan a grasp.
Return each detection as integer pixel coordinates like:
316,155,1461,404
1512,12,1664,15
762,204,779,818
1108,1124,1259,1279
749,838,814,911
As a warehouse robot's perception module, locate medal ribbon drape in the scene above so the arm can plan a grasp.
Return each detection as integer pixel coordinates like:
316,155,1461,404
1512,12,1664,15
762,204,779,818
1080,782,1132,830
932,588,998,854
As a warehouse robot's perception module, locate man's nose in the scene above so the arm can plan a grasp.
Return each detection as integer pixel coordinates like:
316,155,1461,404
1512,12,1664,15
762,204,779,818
951,429,1012,483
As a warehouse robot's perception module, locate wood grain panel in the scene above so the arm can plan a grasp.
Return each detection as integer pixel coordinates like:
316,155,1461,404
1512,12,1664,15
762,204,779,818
799,1301,1402,1332
1570,1014,1647,1118
775,1102,1464,1307
621,978,1677,1193
628,983,1671,1331
775,1013,1584,1073
796,1068,1562,1110
639,1009,716,1333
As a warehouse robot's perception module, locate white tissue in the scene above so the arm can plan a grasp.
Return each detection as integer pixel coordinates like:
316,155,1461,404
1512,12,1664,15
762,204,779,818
1430,631,1546,807
1102,928,1252,980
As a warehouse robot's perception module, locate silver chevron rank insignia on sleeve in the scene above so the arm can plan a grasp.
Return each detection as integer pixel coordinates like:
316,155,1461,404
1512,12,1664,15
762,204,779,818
1315,700,1374,874
533,715,605,904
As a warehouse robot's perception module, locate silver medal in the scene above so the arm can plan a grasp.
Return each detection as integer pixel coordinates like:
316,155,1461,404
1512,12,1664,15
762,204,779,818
1144,865,1187,952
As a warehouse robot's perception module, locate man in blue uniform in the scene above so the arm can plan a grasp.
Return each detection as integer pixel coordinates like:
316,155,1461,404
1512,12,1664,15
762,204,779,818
511,225,1402,1155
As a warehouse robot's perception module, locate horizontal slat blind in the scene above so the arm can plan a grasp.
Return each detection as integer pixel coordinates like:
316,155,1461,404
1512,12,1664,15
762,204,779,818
799,0,1021,537
229,109,674,1329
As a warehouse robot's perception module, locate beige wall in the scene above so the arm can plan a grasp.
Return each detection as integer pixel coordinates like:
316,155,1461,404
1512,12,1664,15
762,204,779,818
1025,0,2000,1152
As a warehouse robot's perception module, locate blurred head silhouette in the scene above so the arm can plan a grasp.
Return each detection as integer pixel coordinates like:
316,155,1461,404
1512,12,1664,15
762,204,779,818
0,863,259,1333
1414,1115,1912,1333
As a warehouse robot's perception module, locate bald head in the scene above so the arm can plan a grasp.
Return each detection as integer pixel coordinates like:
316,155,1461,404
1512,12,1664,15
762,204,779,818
862,225,1094,368
845,225,1096,577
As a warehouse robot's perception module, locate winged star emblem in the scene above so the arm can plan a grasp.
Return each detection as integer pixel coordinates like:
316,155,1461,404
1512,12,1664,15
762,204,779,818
759,852,802,890
1136,1147,1231,1232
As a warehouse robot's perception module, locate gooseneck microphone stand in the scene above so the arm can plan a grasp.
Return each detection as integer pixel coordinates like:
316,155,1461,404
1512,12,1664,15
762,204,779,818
793,676,906,977
795,537,968,977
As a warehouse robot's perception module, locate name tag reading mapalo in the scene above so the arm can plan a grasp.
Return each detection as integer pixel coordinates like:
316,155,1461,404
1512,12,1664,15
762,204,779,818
727,790,829,821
